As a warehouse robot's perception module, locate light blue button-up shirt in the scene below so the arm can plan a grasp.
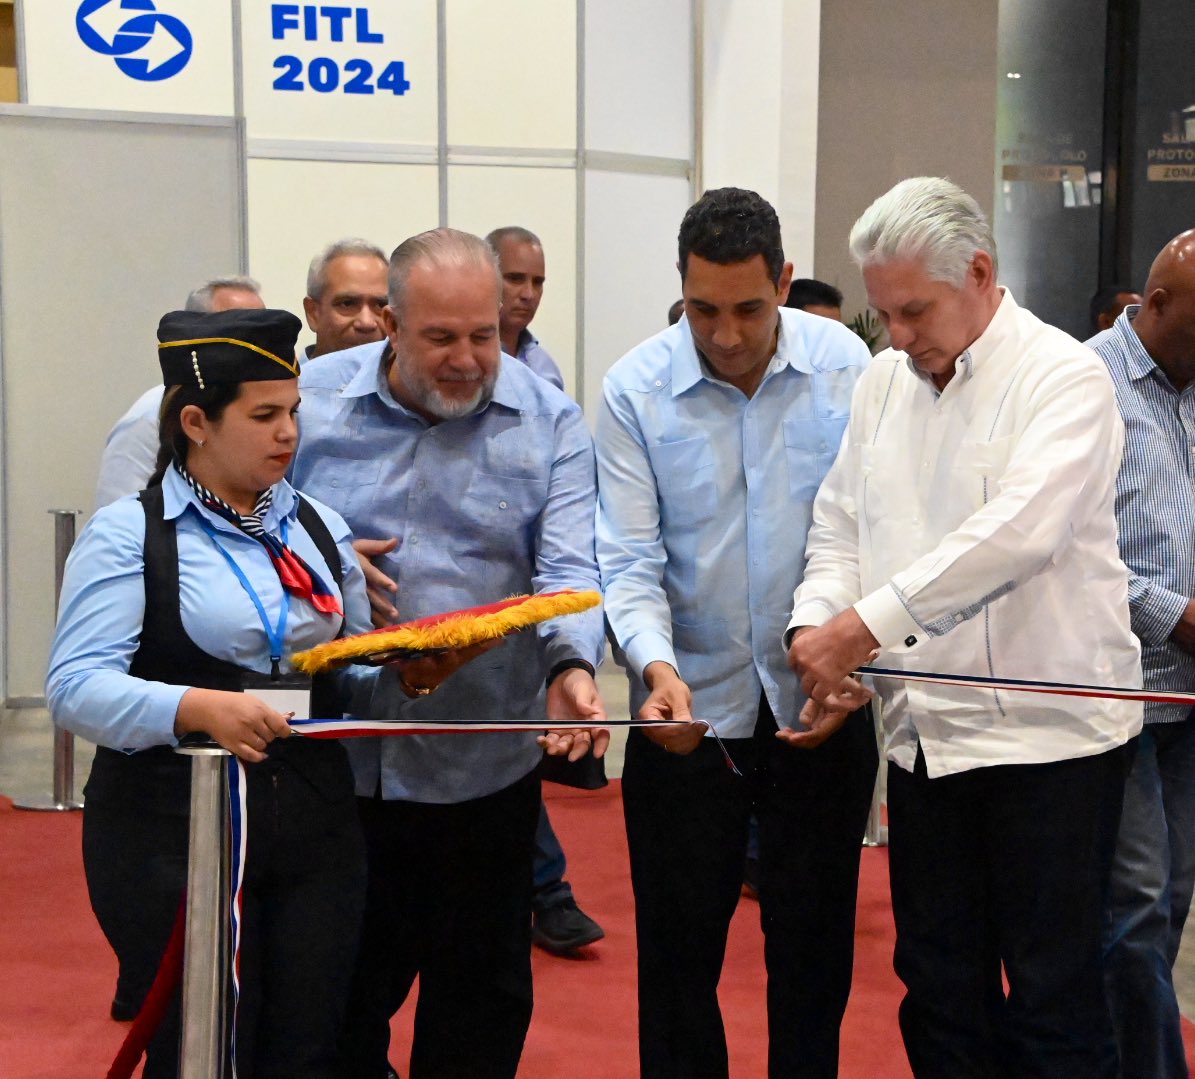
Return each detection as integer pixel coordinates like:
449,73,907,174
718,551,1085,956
47,468,376,751
515,329,565,391
293,341,604,803
1090,307,1195,725
596,309,869,737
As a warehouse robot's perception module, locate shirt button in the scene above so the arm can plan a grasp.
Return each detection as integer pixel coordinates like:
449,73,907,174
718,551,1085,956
411,536,419,545
654,380,663,388
330,479,340,488
499,500,508,509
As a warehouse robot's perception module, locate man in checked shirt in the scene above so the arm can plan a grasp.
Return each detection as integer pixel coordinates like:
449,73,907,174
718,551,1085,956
1090,228,1195,1079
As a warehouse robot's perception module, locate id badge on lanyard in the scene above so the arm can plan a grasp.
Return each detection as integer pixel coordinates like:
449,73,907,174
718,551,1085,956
248,685,312,721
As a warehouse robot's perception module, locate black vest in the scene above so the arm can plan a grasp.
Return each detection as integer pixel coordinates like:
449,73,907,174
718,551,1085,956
84,486,348,816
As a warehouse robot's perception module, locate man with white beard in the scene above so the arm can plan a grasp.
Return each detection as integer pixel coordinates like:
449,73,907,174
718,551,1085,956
292,227,608,1079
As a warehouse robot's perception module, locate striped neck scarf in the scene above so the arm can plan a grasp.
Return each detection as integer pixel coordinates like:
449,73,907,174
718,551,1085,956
176,463,343,617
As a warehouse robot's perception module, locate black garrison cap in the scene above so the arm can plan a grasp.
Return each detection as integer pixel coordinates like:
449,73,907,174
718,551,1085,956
157,308,302,388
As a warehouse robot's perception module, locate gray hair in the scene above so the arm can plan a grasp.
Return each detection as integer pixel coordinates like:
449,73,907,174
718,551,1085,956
848,177,998,287
388,228,501,314
306,237,388,300
484,225,542,255
184,275,262,312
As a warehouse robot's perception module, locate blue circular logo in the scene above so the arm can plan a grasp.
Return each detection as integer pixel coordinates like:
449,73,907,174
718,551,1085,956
76,0,193,82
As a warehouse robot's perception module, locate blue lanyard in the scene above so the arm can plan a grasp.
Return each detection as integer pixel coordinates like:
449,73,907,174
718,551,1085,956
197,517,291,680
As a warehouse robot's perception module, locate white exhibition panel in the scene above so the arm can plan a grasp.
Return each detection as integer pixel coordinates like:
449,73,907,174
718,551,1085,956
702,0,784,202
247,158,440,351
582,169,692,418
241,0,438,143
445,0,576,150
22,0,234,115
0,109,242,699
446,165,578,395
584,0,691,161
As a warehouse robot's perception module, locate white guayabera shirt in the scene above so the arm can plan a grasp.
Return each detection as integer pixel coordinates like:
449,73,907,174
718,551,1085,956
788,289,1143,778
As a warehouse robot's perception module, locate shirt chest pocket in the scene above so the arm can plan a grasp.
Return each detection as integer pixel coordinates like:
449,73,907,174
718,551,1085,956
783,417,843,502
954,435,1016,512
650,436,718,527
319,459,381,520
461,471,547,533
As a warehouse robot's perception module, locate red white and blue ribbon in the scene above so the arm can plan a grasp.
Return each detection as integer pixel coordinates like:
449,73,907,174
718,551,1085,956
227,758,249,1079
858,665,1195,707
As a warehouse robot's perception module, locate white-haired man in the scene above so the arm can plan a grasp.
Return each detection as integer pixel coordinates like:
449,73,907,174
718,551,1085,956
786,177,1142,1078
302,237,390,358
293,227,607,1078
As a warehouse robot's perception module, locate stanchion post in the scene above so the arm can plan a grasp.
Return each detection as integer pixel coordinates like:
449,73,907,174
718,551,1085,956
15,509,84,812
175,744,231,1079
862,702,888,848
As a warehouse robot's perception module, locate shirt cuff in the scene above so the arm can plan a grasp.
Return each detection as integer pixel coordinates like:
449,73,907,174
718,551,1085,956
1131,584,1189,647
853,584,925,652
785,601,839,649
623,629,678,682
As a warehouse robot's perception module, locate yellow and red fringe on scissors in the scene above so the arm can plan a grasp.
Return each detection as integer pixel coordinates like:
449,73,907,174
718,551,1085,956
291,589,602,675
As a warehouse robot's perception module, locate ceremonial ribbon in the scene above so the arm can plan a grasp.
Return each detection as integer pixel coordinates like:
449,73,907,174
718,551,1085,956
857,665,1195,706
117,659,1180,1078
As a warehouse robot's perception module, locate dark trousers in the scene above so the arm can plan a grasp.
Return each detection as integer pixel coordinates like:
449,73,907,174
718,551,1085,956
82,744,365,1079
341,769,541,1079
83,793,189,1077
622,699,879,1079
234,754,367,1078
888,741,1132,1079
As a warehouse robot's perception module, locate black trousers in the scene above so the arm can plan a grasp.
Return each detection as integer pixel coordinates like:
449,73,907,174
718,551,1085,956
887,741,1132,1079
82,742,365,1079
341,768,541,1079
621,699,879,1079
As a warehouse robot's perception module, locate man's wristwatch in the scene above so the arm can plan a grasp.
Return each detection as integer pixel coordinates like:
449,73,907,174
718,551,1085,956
545,658,596,689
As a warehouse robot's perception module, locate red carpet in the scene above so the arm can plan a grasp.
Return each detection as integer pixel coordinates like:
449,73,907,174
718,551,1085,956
2,784,1194,1077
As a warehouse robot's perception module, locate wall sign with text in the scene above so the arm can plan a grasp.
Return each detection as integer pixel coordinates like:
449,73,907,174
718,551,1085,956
243,1,438,144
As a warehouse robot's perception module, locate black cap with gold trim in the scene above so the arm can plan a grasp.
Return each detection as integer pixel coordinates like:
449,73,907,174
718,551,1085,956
157,309,302,388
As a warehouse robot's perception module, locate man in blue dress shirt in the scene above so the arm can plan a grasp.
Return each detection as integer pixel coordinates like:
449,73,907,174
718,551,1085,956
292,227,608,1079
487,226,566,390
1090,229,1195,1079
596,188,877,1079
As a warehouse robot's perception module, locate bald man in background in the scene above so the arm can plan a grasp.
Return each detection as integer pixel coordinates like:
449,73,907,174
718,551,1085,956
487,226,566,390
1091,230,1195,1079
94,275,265,510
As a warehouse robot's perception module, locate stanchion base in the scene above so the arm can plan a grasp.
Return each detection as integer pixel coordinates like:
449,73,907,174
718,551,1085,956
13,798,84,812
862,826,889,847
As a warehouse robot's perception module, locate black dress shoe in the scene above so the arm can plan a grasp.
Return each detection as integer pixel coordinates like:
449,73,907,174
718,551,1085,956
110,996,139,1021
532,898,605,954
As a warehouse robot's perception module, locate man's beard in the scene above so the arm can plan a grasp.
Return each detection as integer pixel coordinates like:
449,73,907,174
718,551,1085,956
394,349,496,420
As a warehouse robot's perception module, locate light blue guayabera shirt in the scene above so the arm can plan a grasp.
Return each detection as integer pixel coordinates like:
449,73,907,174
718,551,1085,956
47,468,377,751
515,329,565,391
293,341,604,804
1089,307,1195,725
596,308,869,738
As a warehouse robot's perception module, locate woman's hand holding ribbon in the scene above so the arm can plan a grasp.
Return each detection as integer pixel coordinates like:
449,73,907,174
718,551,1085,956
174,688,294,764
